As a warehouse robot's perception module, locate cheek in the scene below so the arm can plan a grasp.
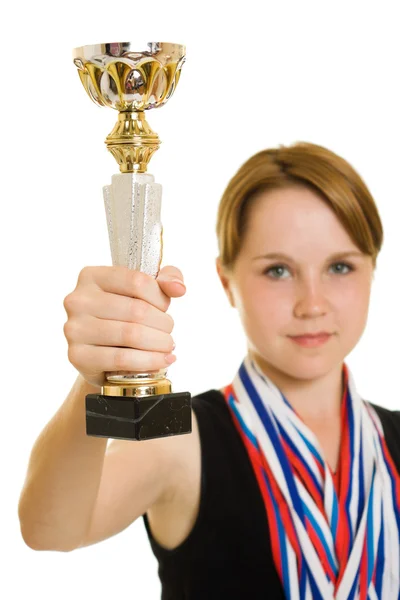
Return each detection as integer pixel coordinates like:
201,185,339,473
334,280,371,326
237,283,291,330
336,281,370,315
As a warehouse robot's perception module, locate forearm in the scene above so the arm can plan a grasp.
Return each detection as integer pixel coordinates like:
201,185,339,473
18,374,108,551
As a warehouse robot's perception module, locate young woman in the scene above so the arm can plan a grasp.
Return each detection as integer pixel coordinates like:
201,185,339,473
18,142,400,600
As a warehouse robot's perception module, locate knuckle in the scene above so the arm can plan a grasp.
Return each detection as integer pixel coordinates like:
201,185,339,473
64,318,83,342
63,292,83,314
63,319,74,341
130,299,148,323
113,347,132,371
77,266,90,282
120,321,139,348
163,296,172,311
130,270,150,295
67,343,84,367
165,313,174,333
63,293,74,313
64,292,87,314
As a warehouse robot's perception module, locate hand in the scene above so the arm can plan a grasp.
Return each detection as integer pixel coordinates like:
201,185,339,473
63,265,186,387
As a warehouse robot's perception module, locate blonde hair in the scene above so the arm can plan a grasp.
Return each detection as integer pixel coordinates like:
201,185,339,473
216,141,383,271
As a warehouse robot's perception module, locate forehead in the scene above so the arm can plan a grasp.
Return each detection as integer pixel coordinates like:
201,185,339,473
249,185,331,218
243,185,357,252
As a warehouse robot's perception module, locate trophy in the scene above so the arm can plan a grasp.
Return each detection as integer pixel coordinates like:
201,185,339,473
72,41,191,441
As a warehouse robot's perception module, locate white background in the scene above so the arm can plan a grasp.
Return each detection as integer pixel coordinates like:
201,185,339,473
3,1,400,598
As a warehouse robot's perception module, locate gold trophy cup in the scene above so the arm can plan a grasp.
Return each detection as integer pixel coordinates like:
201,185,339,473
72,41,191,441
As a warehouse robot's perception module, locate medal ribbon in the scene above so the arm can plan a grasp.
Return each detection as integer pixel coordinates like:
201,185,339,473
224,356,400,599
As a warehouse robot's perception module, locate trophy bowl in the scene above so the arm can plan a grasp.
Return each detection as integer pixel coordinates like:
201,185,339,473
72,41,186,112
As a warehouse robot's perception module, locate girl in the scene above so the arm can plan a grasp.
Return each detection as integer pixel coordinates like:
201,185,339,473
19,142,400,600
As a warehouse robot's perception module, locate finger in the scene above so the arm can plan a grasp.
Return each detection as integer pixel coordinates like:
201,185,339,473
156,279,187,298
157,265,185,285
70,344,176,374
82,266,171,312
156,265,186,298
66,317,175,354
68,291,174,334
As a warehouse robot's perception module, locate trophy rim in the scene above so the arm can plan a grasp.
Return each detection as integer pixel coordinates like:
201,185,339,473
72,41,186,60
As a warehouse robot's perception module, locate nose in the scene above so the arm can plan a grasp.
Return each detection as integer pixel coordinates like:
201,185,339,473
293,275,330,319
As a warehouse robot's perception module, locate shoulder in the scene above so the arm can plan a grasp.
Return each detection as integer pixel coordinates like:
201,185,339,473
191,388,230,427
191,387,238,440
192,387,226,405
365,400,400,472
366,400,400,431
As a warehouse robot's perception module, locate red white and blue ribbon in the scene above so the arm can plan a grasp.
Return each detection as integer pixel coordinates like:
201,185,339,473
224,355,400,599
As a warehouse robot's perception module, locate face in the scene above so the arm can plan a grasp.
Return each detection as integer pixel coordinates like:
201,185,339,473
217,185,375,384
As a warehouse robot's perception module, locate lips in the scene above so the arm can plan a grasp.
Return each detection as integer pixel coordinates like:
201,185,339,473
290,332,332,338
289,333,333,347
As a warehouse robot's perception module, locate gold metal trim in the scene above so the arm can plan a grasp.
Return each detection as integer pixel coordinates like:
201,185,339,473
102,377,172,398
105,111,160,173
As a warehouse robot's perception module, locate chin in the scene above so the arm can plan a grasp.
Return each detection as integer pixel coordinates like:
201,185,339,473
287,352,345,379
255,351,339,383
284,363,336,382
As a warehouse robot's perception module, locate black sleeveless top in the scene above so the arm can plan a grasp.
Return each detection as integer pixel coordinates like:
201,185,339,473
142,389,400,600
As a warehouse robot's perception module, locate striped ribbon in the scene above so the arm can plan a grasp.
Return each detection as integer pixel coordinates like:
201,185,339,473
223,355,400,599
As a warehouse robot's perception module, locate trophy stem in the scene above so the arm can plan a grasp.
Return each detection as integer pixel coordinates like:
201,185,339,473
102,170,171,399
106,111,160,174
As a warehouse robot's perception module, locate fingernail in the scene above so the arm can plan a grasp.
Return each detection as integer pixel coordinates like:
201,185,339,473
165,353,177,364
164,277,185,286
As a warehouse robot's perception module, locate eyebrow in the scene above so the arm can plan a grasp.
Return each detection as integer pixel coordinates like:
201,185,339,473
252,251,365,262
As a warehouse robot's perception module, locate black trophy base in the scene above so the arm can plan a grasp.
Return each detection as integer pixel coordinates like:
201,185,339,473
85,391,192,441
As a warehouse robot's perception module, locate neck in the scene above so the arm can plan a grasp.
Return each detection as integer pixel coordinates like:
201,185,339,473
248,350,344,424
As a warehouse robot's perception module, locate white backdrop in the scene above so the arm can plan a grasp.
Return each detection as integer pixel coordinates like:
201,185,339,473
3,1,400,598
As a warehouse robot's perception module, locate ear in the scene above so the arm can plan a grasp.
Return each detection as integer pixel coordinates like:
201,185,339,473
216,257,236,308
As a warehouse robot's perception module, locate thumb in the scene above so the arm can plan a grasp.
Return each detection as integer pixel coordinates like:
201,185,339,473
156,265,186,298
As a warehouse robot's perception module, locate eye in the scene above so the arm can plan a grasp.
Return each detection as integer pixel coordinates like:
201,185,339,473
263,264,290,279
263,261,355,280
330,261,354,274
